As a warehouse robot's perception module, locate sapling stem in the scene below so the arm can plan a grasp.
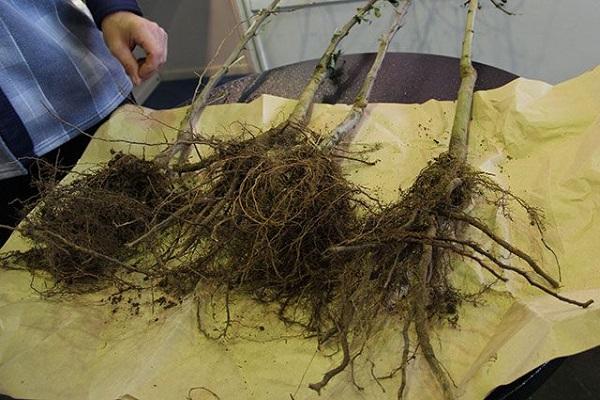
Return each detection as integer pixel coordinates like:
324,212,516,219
321,0,412,152
287,0,383,128
448,0,478,163
163,0,282,164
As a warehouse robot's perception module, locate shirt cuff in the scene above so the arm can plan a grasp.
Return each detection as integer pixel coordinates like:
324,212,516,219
86,0,143,28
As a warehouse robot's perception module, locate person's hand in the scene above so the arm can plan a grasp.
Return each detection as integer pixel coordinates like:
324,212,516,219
101,12,168,85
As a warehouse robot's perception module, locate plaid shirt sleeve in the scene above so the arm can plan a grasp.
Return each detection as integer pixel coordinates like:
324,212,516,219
86,0,143,28
0,0,134,180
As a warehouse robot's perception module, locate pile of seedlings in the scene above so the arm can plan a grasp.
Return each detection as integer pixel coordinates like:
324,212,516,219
2,0,288,295
4,0,394,301
1,0,594,399
169,0,408,335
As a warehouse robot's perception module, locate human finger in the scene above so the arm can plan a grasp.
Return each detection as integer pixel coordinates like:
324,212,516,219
134,23,168,80
108,40,142,85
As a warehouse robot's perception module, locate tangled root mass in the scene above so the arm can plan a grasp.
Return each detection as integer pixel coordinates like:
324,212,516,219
4,132,592,398
10,153,178,291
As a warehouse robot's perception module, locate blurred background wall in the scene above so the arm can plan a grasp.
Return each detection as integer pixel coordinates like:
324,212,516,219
134,0,600,99
137,0,256,79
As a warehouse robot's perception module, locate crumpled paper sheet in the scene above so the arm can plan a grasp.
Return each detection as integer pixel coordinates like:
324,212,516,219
2,65,600,400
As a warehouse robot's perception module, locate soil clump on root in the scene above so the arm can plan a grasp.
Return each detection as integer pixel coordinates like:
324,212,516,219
7,153,180,293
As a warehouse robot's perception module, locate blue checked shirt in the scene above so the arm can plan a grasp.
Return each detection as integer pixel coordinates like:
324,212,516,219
0,0,142,179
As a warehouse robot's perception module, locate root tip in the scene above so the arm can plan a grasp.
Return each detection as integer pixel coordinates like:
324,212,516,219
582,299,594,308
308,383,322,395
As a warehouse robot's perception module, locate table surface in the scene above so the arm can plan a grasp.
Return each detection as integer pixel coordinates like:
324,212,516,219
3,53,599,400
211,52,518,105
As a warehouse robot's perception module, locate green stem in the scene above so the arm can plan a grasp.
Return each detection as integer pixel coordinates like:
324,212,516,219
448,0,478,163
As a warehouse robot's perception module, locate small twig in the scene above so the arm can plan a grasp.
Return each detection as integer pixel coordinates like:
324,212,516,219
308,307,354,394
187,386,221,400
398,317,412,399
43,102,181,149
326,243,379,254
489,0,516,15
0,223,17,233
330,153,379,165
